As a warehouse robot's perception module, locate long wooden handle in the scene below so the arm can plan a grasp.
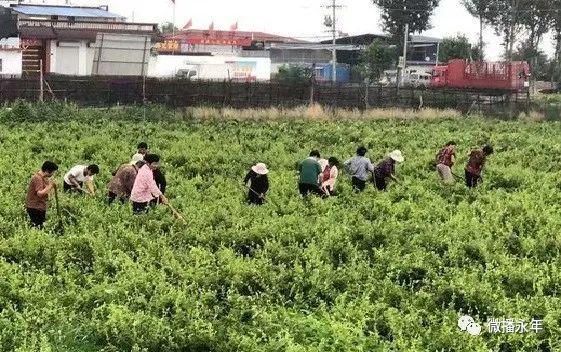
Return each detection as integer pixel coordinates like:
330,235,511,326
167,203,187,224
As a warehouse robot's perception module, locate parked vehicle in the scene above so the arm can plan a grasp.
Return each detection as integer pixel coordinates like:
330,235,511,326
431,59,530,92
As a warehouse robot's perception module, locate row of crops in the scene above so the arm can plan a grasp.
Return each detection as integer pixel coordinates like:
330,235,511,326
0,101,560,351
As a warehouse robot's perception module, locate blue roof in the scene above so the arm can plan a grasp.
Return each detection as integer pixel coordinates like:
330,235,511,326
11,5,123,19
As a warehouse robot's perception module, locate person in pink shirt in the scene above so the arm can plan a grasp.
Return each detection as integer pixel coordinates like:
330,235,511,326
130,154,168,213
320,157,339,196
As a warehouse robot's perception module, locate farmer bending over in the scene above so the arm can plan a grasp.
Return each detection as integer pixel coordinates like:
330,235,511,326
298,150,323,196
63,164,99,195
373,150,404,191
107,155,144,204
465,145,494,188
436,141,457,184
130,154,168,214
26,161,59,228
243,163,269,205
344,147,374,192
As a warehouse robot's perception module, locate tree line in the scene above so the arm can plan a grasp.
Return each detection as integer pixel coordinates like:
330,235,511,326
371,0,561,81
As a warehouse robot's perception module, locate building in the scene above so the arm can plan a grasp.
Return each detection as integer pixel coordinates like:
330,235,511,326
0,3,157,76
153,29,354,81
407,35,442,72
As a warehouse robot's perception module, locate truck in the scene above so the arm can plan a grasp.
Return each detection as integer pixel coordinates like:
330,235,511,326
431,59,530,92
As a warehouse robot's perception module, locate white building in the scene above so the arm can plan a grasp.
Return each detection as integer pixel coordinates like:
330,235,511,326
0,3,156,76
148,55,271,81
0,37,22,77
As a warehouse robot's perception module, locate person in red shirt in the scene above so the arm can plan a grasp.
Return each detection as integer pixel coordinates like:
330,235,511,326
465,145,494,188
25,161,59,228
436,141,457,184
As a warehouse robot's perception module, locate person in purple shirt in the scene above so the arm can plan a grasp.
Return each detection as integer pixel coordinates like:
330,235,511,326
374,150,404,191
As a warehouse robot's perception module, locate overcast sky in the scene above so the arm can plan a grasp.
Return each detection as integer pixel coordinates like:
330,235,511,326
34,0,557,60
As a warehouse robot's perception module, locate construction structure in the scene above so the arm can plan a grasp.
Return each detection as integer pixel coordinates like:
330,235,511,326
0,3,156,77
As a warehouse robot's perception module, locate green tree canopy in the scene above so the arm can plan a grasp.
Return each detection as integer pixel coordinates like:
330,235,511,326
359,40,395,82
438,35,481,63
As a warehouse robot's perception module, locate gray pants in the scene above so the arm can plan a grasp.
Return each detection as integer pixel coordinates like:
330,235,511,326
437,164,454,184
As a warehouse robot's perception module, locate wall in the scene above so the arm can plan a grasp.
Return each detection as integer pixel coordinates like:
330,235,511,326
0,37,22,77
148,55,271,81
92,34,151,76
51,40,95,75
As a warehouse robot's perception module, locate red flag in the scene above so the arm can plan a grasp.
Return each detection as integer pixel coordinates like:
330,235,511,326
230,21,238,31
208,22,214,31
182,18,192,30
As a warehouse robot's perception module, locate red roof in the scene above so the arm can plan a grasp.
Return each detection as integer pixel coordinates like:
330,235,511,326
166,29,306,45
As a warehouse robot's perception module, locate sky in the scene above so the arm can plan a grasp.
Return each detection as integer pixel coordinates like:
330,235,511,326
21,0,557,60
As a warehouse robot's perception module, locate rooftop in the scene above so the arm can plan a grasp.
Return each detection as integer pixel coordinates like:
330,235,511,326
167,29,306,44
9,4,124,19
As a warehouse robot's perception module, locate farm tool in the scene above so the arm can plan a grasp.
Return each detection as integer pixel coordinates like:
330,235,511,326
166,202,187,225
53,184,64,234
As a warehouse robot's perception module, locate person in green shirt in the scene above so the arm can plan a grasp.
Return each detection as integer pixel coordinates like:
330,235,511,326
298,150,323,196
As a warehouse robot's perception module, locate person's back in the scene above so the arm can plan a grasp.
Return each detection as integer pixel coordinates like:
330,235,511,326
299,157,321,185
345,155,373,180
344,147,374,192
298,151,322,196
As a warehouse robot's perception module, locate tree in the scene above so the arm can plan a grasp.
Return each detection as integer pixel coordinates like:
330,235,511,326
438,35,481,63
359,40,395,83
461,0,494,58
275,65,313,84
158,22,179,35
371,0,440,49
485,0,525,61
512,41,549,81
552,0,561,83
520,0,551,50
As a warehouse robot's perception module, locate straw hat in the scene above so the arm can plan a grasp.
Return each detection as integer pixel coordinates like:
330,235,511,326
251,163,269,175
389,150,404,163
130,153,145,165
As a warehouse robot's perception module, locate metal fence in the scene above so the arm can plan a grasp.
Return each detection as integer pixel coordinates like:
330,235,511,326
0,75,540,118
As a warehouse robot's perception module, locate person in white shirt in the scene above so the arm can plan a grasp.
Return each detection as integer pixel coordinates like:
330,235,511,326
63,164,99,195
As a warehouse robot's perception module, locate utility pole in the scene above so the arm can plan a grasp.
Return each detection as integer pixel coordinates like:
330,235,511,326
399,23,409,88
324,0,343,83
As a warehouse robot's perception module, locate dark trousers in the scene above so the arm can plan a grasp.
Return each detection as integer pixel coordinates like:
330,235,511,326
248,192,265,205
299,183,322,196
107,191,127,205
465,171,481,188
27,208,46,228
132,202,150,214
64,181,83,192
374,176,387,191
351,177,366,192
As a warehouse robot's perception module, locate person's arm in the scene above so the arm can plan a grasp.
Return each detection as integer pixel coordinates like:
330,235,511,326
450,154,456,165
36,179,55,197
262,177,269,197
243,171,252,185
67,174,82,190
367,159,375,173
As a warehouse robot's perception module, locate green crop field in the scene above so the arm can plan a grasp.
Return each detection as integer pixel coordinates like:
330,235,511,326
1,102,561,351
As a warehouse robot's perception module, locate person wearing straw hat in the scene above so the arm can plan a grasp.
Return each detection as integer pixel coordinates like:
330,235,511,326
373,150,404,191
107,155,145,204
243,163,270,205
